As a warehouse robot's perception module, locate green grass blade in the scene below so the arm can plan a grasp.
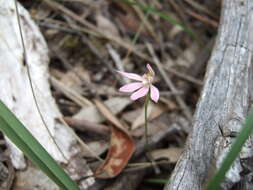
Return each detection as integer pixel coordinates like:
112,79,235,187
131,8,150,45
145,178,169,184
116,0,196,39
207,108,253,190
0,100,80,190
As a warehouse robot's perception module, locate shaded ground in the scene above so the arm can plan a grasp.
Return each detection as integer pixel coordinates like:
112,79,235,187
2,0,221,189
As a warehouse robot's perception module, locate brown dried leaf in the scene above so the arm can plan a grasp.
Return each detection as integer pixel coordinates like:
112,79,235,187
61,65,91,92
94,100,135,178
122,108,142,123
74,97,132,123
95,13,120,38
64,116,110,137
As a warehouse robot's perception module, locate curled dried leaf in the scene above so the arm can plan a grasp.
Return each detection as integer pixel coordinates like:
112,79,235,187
94,100,135,178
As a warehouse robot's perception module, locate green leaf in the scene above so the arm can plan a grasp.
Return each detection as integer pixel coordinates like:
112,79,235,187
207,108,253,190
115,0,196,39
0,100,80,190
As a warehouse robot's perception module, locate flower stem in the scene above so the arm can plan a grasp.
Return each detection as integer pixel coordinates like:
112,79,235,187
144,90,161,174
144,90,150,148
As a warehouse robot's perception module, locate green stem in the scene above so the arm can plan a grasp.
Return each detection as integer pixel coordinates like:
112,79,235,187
144,90,161,174
144,90,150,148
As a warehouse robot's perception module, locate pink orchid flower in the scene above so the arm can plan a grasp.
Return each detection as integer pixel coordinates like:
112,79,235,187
118,64,159,103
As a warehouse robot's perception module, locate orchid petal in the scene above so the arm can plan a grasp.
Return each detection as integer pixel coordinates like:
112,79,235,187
119,82,143,92
117,71,143,81
150,85,159,103
146,64,155,76
130,86,149,101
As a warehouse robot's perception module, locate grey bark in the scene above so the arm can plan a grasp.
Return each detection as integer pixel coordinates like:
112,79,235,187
165,0,253,189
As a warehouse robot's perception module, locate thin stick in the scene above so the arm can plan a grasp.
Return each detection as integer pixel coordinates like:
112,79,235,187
163,66,203,86
106,44,130,84
183,0,219,20
133,1,156,39
44,0,150,62
58,117,104,162
185,8,218,28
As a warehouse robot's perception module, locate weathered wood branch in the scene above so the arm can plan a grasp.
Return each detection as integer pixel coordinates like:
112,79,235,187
165,0,253,189
0,1,94,189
